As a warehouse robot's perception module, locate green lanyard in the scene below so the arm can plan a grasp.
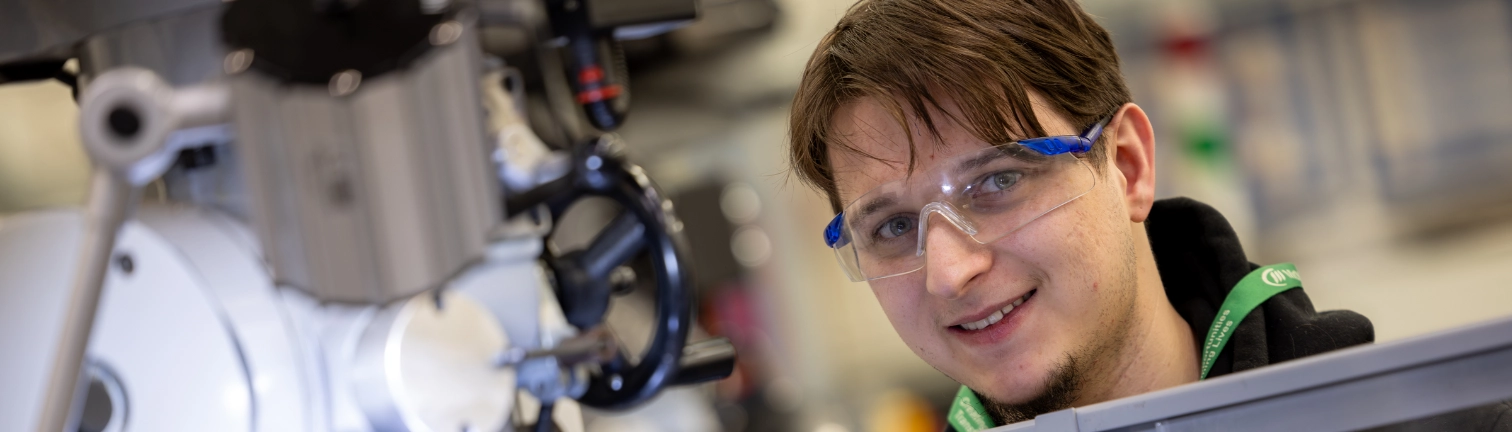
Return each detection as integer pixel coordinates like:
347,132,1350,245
946,263,1303,432
1198,263,1302,378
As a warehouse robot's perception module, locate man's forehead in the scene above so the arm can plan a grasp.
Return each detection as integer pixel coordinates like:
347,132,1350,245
828,98,981,205
826,93,1074,207
831,97,976,157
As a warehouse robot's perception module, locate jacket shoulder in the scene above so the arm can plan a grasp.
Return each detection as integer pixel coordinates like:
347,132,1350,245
1260,288,1374,364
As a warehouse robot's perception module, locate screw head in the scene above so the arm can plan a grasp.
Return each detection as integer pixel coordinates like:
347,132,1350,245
329,70,362,96
224,49,254,74
430,21,463,46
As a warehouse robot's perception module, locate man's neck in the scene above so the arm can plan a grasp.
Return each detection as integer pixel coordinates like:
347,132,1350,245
1075,227,1200,406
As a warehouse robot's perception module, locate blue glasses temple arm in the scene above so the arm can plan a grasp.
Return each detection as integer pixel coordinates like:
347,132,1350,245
1017,116,1110,156
1019,136,1090,155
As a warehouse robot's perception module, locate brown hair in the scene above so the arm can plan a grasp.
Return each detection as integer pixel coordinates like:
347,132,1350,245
789,0,1131,212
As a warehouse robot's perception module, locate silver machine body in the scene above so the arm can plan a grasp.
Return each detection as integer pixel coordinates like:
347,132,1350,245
0,0,715,431
229,18,499,304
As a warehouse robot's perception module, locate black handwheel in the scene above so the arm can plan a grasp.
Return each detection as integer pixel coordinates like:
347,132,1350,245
505,136,691,410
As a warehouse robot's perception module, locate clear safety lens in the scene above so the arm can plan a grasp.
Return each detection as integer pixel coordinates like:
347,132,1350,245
831,144,1096,281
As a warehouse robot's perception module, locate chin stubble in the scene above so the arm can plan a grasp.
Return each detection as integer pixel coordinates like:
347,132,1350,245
979,351,1084,425
979,311,1134,425
980,226,1142,425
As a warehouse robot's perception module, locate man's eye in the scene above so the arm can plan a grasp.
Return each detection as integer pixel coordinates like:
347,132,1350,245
874,215,916,239
979,171,1023,193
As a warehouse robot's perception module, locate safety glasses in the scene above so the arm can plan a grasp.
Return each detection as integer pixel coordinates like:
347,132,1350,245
822,117,1107,282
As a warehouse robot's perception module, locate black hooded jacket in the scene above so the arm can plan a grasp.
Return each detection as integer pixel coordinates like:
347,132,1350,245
1146,197,1374,377
1148,198,1509,431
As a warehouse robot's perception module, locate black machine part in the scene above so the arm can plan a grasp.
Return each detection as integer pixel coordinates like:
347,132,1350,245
546,0,629,131
544,0,696,132
507,137,734,409
581,0,697,30
0,59,66,84
0,59,78,99
221,0,447,84
670,337,737,386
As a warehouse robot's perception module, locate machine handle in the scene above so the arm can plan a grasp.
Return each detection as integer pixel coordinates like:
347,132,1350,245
549,212,645,329
671,337,737,386
507,136,703,410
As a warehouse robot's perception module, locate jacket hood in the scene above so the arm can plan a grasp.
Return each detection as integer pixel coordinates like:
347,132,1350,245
1146,197,1375,376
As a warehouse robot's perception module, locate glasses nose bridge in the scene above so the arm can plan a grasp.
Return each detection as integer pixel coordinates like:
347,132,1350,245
915,202,979,257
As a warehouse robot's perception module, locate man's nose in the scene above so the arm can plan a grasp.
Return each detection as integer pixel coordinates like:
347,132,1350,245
922,212,992,300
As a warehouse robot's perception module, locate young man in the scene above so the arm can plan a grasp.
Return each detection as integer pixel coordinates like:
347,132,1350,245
787,0,1377,429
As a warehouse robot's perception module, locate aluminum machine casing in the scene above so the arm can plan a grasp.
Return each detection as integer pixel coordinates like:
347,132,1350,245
0,0,731,431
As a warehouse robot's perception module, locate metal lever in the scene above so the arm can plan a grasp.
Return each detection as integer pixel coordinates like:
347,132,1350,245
40,69,228,432
670,338,737,386
495,327,618,368
554,211,646,329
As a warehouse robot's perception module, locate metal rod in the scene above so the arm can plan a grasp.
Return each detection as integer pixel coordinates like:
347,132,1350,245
579,212,645,280
495,326,618,368
36,167,133,432
669,337,736,386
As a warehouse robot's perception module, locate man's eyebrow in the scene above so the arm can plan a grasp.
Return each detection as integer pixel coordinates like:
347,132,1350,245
855,195,898,219
954,145,1044,173
955,148,1012,173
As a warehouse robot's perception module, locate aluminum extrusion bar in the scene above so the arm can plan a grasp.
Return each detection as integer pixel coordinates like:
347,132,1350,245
991,315,1512,431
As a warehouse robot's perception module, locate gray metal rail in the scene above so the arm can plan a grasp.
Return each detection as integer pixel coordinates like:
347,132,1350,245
994,315,1512,431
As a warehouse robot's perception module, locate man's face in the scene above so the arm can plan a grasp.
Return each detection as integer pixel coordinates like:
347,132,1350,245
828,95,1140,407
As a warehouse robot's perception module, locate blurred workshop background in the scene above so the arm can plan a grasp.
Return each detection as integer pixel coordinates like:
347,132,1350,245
4,0,1512,431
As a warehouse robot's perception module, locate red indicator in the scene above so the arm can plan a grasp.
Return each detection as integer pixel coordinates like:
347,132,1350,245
577,84,622,104
579,65,605,84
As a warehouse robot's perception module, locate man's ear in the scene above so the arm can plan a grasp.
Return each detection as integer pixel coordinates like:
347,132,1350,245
1107,103,1157,223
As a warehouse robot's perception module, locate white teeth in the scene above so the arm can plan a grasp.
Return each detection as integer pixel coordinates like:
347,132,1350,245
959,291,1036,331
961,302,1016,331
1015,290,1034,306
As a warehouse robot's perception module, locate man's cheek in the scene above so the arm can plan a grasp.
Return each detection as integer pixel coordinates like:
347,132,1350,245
872,291,932,346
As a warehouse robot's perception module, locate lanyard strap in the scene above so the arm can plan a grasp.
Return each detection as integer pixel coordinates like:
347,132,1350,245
945,263,1304,431
947,386,993,432
1199,263,1302,379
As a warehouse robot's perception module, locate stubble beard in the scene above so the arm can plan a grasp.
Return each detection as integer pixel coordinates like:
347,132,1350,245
979,350,1086,425
980,226,1143,425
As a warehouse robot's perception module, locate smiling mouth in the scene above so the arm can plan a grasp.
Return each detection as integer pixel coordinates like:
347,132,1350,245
953,289,1036,331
